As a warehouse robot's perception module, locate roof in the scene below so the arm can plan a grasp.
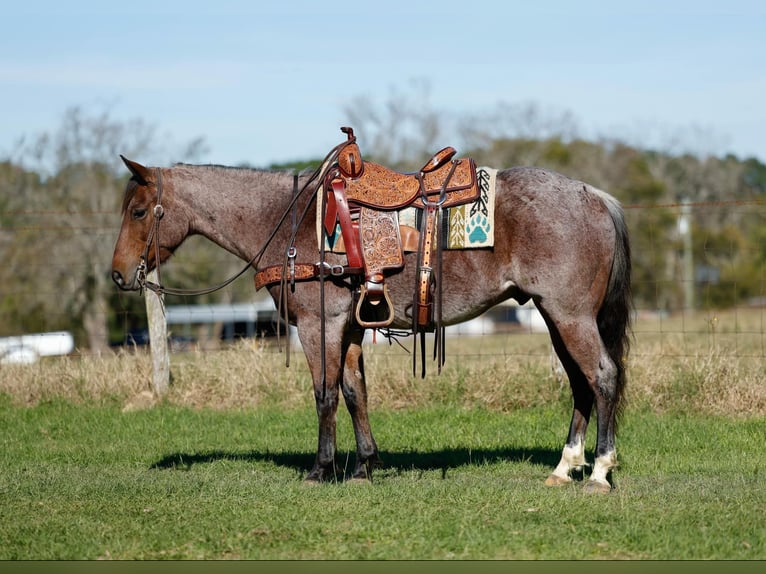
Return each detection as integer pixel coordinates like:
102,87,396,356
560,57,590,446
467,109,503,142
165,301,278,325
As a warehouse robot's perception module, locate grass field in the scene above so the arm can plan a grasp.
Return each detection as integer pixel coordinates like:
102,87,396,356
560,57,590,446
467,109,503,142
1,400,764,560
1,309,765,559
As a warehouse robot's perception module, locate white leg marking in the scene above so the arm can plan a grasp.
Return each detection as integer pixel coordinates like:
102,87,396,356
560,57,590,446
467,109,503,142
549,437,585,482
590,450,617,485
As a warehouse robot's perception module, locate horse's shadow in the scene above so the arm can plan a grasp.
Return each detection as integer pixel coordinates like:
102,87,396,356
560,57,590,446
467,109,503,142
150,446,562,481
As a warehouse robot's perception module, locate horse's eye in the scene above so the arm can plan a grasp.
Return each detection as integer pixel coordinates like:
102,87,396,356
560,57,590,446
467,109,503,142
132,208,147,220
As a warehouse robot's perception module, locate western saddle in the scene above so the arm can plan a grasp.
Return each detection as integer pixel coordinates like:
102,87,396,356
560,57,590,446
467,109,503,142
255,127,480,370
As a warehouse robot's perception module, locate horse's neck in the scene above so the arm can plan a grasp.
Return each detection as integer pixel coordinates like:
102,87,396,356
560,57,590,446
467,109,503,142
177,166,297,262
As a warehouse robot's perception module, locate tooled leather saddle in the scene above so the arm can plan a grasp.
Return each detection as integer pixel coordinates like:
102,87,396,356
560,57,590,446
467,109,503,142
255,127,480,372
323,127,479,332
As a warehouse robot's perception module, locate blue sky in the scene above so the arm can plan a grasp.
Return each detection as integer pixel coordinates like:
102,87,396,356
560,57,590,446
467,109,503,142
2,0,765,167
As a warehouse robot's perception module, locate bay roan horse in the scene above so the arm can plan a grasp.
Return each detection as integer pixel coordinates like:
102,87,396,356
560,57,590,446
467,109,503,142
111,149,631,494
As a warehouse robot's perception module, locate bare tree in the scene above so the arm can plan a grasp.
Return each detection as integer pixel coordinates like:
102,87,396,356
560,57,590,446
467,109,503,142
457,100,581,167
1,105,207,352
342,80,582,171
342,78,447,170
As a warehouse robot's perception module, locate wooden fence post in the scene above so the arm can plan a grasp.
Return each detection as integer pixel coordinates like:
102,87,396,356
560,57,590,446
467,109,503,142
145,269,170,395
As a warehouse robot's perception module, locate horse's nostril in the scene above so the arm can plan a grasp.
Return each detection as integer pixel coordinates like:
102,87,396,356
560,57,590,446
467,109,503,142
111,270,123,286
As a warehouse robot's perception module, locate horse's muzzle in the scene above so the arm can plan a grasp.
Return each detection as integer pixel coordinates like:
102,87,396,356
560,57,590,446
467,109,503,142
111,269,137,291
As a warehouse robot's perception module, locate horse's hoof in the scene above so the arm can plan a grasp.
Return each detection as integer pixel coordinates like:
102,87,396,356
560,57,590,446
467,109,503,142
544,474,572,487
304,472,332,485
304,464,340,484
583,479,612,494
345,477,372,485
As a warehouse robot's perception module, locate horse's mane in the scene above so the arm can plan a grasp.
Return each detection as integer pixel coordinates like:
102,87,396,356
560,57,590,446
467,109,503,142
174,162,311,175
120,163,314,213
173,162,261,172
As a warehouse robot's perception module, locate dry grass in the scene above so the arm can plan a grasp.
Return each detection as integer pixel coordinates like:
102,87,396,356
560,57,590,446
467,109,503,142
628,307,766,417
2,308,765,417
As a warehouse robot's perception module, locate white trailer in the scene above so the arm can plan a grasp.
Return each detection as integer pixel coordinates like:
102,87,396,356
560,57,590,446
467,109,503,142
0,331,75,364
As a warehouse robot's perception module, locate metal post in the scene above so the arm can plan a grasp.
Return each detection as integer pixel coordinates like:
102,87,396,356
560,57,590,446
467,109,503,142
679,198,694,311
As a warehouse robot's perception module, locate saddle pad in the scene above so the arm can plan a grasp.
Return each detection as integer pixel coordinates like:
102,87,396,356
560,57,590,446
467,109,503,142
401,166,496,249
319,167,497,251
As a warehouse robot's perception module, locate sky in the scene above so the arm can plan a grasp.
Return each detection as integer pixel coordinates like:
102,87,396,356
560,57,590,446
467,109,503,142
2,0,765,169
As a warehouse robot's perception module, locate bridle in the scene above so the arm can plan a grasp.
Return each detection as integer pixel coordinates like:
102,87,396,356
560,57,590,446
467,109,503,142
135,169,165,295
135,167,259,297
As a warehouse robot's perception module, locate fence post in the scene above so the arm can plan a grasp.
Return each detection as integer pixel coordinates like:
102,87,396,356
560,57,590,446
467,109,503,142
679,198,695,311
145,269,170,395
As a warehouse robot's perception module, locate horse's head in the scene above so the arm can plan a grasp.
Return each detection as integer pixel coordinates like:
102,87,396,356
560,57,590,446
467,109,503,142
111,156,187,291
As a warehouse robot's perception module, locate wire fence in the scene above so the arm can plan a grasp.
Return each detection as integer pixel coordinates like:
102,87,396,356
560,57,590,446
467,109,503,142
2,199,766,362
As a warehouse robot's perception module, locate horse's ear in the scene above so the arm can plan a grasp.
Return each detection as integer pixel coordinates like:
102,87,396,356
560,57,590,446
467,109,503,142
120,155,151,185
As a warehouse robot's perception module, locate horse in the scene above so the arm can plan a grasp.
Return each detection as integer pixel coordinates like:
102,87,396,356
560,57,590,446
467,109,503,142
111,142,632,494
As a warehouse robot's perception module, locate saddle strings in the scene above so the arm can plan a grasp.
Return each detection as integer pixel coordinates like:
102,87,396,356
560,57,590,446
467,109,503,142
410,160,458,377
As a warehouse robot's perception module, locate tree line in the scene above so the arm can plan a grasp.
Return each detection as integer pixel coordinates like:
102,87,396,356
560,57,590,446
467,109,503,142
2,99,765,353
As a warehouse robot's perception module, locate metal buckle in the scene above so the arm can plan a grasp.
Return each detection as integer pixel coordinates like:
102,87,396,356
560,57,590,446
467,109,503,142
287,247,297,290
136,257,147,295
319,262,345,276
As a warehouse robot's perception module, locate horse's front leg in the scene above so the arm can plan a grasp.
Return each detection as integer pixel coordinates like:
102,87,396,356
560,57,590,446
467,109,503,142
299,317,345,483
340,327,381,481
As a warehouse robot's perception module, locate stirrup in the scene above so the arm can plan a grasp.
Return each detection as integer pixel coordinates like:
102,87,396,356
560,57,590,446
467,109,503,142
355,283,395,329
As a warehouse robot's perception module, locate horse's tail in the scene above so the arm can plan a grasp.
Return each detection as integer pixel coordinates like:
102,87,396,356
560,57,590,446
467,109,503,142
594,190,633,419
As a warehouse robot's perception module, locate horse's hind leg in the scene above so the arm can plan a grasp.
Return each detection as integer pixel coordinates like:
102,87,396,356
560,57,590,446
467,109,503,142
340,327,381,481
540,308,619,493
543,321,592,487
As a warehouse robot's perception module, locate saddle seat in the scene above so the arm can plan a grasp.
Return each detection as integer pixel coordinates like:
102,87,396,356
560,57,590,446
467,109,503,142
334,133,477,211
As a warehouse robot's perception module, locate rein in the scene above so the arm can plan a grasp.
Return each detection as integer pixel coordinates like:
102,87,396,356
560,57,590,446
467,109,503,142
135,139,351,298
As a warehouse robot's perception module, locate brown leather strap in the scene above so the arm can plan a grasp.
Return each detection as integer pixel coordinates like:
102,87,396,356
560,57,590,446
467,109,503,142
254,262,364,290
256,264,315,290
323,185,338,237
400,224,420,252
329,178,364,269
416,205,438,328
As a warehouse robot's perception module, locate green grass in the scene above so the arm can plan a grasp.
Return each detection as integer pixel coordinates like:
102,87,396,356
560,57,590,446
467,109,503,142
2,309,765,560
1,397,763,560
